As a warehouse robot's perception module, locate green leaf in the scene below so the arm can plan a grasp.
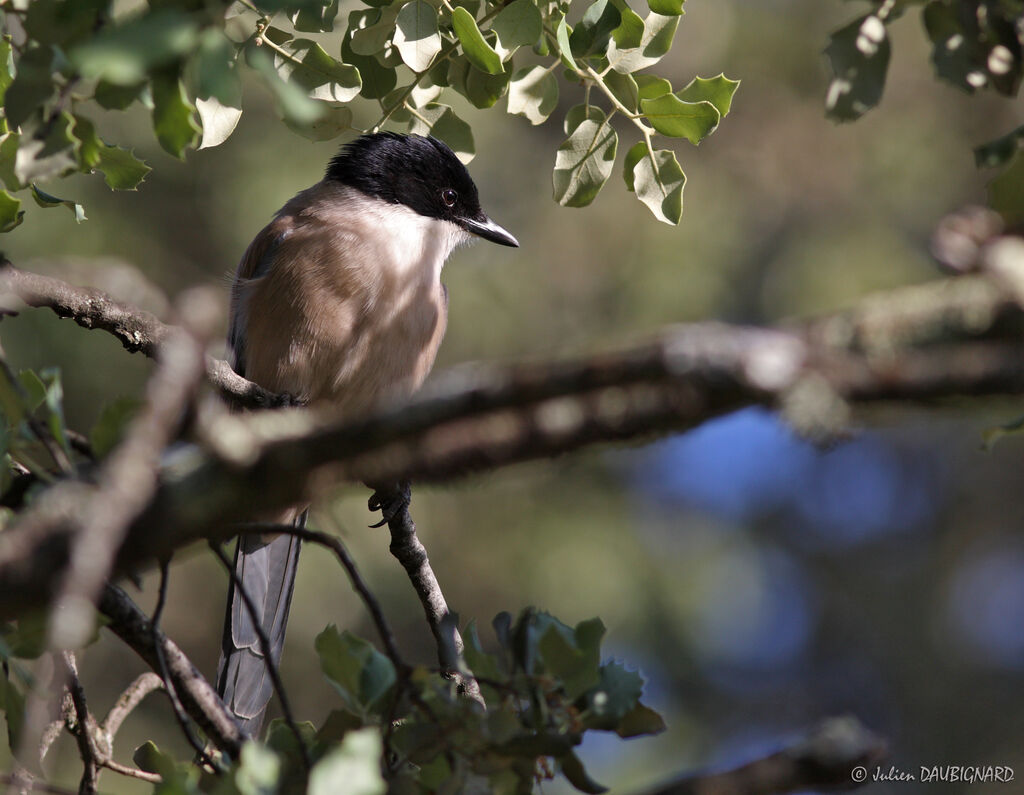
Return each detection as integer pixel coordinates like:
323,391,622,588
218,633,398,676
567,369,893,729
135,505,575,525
452,8,503,75
31,185,85,223
0,37,14,105
559,750,608,794
635,74,671,100
507,65,558,125
462,621,505,683
90,398,141,458
151,73,200,158
284,101,352,141
675,73,739,117
309,728,386,795
609,3,644,50
564,103,605,136
647,0,684,15
194,29,241,107
0,190,22,233
4,46,56,129
555,14,577,71
69,9,199,86
197,96,243,149
492,0,543,61
315,625,396,717
95,144,151,190
615,701,666,738
640,94,719,143
464,65,511,109
989,150,1024,224
408,103,475,162
0,133,22,192
293,0,340,32
975,125,1024,169
315,709,365,745
276,40,361,103
553,115,617,207
603,69,638,112
568,0,621,60
350,4,401,57
632,146,685,224
606,13,678,73
94,80,149,110
342,24,397,100
394,0,442,73
824,14,890,122
23,0,107,48
537,624,600,699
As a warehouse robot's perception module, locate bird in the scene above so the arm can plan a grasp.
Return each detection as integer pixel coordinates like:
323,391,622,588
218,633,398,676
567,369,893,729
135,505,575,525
215,132,518,737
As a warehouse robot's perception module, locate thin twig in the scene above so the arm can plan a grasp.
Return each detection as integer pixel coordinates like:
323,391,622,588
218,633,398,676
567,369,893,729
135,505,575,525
152,559,215,768
208,541,312,772
101,672,163,739
60,653,99,795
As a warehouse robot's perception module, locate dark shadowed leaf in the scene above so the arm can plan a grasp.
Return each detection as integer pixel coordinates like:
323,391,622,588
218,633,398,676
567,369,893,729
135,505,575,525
824,14,890,121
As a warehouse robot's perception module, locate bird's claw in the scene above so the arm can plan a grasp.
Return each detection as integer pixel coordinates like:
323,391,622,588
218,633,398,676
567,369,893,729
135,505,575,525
368,481,411,527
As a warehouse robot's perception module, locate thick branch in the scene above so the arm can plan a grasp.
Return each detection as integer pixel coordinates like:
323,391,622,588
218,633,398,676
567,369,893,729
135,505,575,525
4,262,1024,616
97,584,244,757
648,716,886,795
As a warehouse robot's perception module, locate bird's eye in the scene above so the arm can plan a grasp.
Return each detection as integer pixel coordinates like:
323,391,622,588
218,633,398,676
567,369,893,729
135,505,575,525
441,188,457,207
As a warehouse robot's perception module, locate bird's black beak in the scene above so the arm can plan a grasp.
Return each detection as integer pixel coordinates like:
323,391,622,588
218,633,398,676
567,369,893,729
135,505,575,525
460,214,519,247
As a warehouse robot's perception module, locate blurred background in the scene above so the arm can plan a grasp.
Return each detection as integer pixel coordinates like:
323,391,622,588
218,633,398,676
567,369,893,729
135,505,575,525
3,0,1024,791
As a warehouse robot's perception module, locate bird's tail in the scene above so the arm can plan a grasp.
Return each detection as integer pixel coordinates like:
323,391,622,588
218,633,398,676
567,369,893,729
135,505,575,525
216,509,304,738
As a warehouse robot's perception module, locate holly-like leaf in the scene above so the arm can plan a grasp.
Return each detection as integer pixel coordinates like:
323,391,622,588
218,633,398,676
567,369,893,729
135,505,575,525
14,112,78,184
4,45,56,129
508,65,558,125
631,145,685,224
640,94,719,143
553,113,617,207
350,4,401,57
635,74,671,101
394,0,442,73
568,0,621,60
452,8,503,75
603,69,638,112
151,73,200,158
675,73,739,117
824,14,890,122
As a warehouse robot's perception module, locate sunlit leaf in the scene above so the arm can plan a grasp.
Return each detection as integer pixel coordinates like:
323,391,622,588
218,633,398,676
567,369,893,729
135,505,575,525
275,39,361,103
408,103,475,162
342,24,397,100
309,728,386,795
635,74,671,100
14,111,77,184
197,96,243,149
640,94,719,143
315,625,396,717
675,73,739,117
606,12,678,73
394,0,442,73
553,113,617,207
647,0,684,15
631,146,685,224
452,8,503,75
31,185,85,223
507,64,557,124
0,190,22,233
492,0,543,61
568,0,621,59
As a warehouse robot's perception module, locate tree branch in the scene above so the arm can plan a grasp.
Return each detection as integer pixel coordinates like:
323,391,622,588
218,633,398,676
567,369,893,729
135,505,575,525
4,256,1024,617
97,584,244,758
647,716,886,795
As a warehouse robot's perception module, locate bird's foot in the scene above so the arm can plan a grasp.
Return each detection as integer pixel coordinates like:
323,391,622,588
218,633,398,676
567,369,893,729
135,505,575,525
368,481,411,528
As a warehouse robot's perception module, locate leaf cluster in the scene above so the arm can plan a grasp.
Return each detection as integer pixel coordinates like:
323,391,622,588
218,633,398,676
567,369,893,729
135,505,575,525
97,609,665,794
0,0,738,230
823,1,1024,219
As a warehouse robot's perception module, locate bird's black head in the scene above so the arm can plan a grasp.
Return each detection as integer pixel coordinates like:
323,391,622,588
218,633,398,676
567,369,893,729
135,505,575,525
325,132,518,247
